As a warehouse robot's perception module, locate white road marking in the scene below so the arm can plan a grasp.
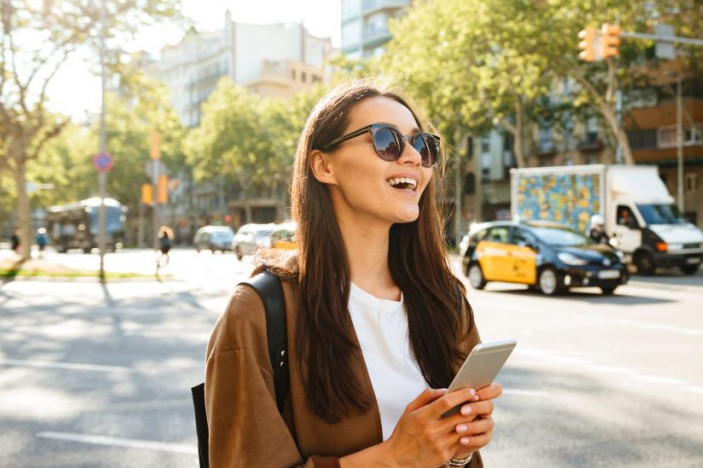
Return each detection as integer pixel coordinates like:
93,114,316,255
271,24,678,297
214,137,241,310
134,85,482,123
36,432,197,454
0,359,131,373
585,364,636,375
516,348,701,395
502,388,548,397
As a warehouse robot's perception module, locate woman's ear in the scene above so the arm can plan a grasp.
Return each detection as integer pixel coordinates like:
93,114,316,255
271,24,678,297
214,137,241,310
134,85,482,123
309,149,338,185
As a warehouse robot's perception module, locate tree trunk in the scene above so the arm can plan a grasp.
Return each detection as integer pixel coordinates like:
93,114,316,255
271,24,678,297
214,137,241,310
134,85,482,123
569,70,634,165
13,160,32,261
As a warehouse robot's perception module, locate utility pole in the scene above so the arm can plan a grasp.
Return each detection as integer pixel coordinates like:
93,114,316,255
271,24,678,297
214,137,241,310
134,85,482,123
98,0,107,280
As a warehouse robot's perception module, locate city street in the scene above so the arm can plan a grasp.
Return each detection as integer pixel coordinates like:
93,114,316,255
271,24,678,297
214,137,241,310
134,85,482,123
1,248,702,467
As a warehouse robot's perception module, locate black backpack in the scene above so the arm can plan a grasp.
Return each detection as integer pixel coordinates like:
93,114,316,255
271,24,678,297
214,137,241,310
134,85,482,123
190,271,289,468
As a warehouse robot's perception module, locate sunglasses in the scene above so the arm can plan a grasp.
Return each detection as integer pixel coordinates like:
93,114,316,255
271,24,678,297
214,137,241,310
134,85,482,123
319,123,440,168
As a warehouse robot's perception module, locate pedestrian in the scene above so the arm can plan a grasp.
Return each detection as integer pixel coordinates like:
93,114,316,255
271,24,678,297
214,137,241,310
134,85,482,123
157,225,173,266
10,228,20,253
587,214,609,244
36,228,49,252
204,81,501,467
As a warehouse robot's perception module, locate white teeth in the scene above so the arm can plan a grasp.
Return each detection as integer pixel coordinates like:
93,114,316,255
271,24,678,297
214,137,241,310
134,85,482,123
387,177,418,190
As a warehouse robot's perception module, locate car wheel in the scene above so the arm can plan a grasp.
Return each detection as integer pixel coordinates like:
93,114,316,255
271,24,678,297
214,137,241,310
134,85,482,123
634,251,655,276
468,263,486,290
236,248,243,261
462,255,471,277
539,267,563,296
600,286,617,295
681,264,700,275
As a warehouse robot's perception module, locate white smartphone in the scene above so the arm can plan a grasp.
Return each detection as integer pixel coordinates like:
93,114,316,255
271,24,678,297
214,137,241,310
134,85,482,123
448,338,517,392
442,338,516,417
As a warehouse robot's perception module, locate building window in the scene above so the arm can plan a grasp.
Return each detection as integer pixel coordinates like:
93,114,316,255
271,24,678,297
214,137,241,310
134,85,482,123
301,71,307,83
628,129,657,149
342,19,361,49
658,126,703,148
291,69,296,80
480,136,490,154
686,173,698,193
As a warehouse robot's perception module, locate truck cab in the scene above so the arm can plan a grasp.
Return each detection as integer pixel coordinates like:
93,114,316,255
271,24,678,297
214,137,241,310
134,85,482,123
608,200,703,275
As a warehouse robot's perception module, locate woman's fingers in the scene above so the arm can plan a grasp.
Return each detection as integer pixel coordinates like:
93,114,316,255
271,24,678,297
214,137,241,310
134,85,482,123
476,382,502,401
404,387,447,413
426,387,477,419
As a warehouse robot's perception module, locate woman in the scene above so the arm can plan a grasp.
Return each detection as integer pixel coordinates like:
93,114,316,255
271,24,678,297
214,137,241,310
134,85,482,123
205,81,502,467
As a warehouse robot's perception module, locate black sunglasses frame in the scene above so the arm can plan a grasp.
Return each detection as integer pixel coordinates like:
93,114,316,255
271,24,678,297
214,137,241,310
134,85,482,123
319,123,440,168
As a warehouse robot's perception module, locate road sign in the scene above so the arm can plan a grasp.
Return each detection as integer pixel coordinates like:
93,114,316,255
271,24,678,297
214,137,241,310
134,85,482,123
93,152,114,173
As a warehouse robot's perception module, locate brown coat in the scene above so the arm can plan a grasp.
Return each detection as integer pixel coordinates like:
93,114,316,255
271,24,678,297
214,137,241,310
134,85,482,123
205,279,483,468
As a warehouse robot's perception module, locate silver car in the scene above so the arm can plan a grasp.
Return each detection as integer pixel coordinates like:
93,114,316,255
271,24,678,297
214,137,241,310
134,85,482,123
193,226,235,253
231,223,275,260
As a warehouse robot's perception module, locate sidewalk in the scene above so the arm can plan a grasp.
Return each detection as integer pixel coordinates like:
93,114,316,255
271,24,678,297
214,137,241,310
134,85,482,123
0,249,163,281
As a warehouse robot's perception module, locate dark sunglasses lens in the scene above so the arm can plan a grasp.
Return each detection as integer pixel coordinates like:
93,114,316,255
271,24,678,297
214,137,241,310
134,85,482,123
413,134,438,167
373,127,402,161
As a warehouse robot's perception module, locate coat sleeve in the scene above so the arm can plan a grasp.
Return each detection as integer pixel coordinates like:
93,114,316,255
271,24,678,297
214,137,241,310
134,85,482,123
205,286,340,468
458,289,485,468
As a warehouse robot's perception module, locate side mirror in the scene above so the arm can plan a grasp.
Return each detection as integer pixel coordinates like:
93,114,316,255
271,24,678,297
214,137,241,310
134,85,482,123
527,243,539,253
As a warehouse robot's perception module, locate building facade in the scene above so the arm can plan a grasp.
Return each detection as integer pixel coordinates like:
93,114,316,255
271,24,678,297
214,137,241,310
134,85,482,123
151,11,333,127
140,12,334,242
341,0,412,58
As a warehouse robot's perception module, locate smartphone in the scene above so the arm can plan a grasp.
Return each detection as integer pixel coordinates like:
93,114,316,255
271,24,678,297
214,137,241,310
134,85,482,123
442,338,516,417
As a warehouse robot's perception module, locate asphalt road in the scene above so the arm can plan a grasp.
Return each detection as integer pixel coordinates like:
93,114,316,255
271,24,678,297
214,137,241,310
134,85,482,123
1,248,702,467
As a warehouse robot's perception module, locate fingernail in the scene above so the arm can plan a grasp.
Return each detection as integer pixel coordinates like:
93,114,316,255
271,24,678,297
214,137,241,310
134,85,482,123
460,436,471,445
456,424,468,433
467,388,476,396
461,405,472,416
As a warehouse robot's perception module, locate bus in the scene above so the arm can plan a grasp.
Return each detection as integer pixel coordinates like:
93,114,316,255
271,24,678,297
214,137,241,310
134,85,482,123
46,197,127,253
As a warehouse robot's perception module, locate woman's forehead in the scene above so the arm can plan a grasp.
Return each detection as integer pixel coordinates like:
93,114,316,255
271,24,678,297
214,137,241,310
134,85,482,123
346,96,419,132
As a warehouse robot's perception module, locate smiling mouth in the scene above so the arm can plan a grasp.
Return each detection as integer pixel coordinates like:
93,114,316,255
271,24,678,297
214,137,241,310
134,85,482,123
387,177,418,191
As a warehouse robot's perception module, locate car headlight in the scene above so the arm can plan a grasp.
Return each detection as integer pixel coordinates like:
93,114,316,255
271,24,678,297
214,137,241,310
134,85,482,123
615,250,625,261
667,243,683,251
558,252,588,265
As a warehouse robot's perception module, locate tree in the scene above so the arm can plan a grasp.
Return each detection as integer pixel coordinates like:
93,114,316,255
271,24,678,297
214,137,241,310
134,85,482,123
382,0,680,170
0,0,182,259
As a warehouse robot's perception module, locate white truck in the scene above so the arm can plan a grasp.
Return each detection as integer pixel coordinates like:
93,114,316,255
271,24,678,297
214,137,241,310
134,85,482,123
510,164,703,275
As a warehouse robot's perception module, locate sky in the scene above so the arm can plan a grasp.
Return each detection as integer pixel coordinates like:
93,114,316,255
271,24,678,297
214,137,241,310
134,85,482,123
47,0,341,119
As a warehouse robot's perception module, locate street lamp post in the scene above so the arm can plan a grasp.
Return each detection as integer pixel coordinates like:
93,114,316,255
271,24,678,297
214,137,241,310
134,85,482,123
98,0,107,279
676,77,684,213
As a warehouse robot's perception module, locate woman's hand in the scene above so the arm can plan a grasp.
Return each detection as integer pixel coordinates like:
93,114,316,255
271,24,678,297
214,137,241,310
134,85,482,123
340,384,503,468
380,387,481,468
449,383,503,462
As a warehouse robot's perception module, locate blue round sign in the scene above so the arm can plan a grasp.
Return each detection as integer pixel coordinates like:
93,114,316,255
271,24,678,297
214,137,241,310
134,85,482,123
93,152,114,173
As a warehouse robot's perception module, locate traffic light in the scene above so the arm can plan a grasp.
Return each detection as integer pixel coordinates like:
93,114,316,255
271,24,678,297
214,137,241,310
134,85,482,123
600,23,621,59
158,174,168,204
142,183,153,205
578,27,597,62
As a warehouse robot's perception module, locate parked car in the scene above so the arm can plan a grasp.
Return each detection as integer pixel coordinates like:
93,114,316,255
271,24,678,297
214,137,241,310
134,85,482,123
193,225,235,253
460,220,629,295
231,223,276,260
269,222,297,250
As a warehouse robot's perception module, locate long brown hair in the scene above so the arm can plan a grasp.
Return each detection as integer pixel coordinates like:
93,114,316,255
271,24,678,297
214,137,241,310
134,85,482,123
265,80,473,423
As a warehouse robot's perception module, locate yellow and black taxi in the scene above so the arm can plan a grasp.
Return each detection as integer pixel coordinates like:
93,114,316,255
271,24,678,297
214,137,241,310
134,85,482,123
459,220,629,295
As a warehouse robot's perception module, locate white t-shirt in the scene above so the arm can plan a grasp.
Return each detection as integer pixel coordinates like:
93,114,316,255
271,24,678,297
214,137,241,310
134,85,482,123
348,283,428,440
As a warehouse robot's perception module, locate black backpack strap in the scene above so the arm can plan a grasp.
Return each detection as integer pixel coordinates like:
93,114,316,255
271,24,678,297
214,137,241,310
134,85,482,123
240,270,289,413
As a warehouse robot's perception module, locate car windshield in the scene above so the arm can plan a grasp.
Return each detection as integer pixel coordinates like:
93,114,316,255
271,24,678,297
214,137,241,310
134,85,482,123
529,226,592,247
637,204,688,225
211,231,232,240
256,229,274,239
